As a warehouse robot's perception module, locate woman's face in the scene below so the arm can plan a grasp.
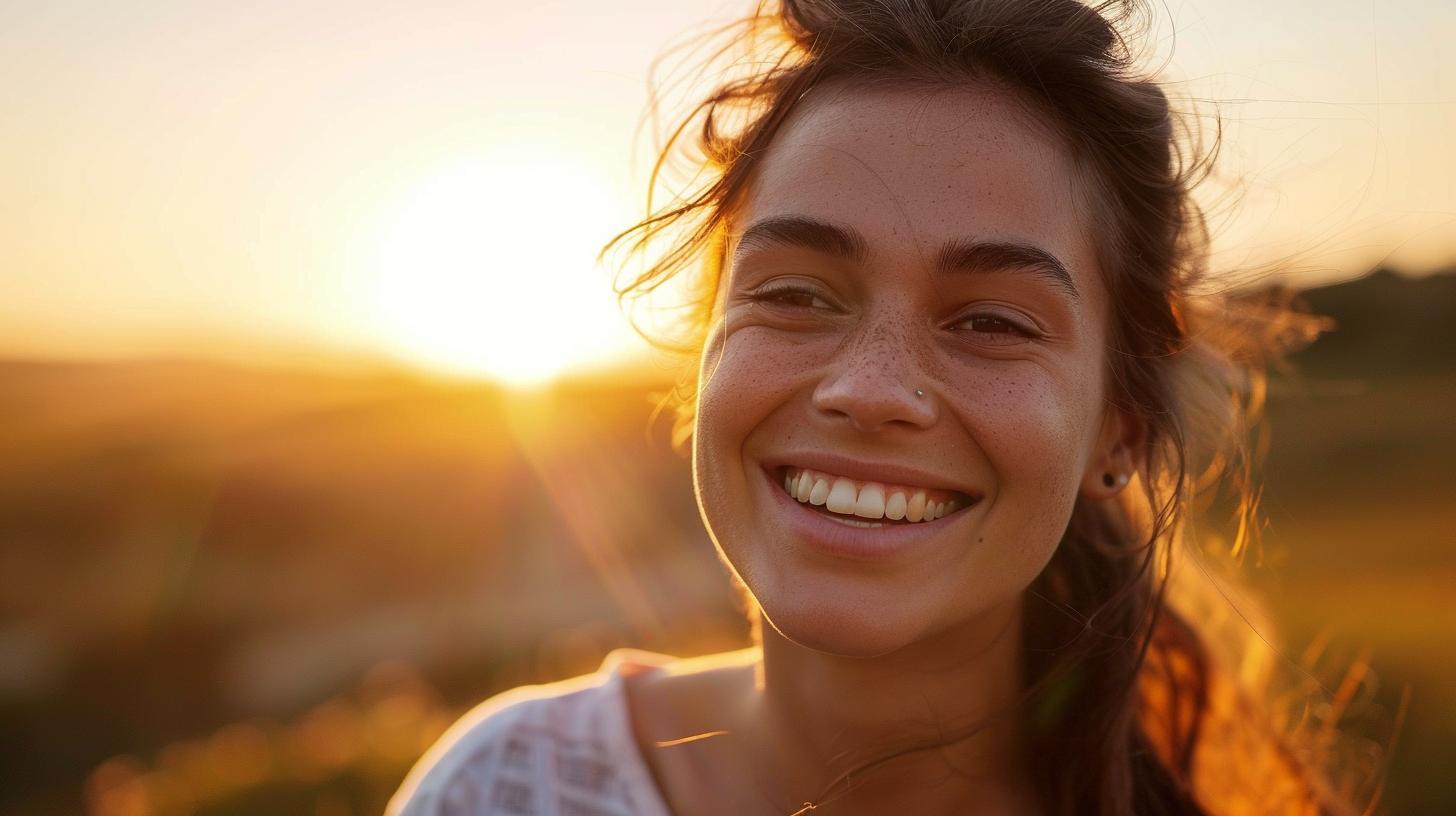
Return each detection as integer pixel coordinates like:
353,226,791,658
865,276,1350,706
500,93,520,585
693,81,1137,657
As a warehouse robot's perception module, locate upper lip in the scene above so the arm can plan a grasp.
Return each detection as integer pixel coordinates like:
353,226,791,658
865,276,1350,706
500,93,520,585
765,450,981,499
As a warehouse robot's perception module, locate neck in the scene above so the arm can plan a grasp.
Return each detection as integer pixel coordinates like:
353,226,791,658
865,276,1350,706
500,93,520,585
733,596,1037,814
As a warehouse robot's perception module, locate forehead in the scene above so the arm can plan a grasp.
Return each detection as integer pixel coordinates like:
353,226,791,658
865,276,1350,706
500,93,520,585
733,80,1103,297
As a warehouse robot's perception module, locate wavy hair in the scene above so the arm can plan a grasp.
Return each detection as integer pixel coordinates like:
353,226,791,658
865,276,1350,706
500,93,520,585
600,1,1387,813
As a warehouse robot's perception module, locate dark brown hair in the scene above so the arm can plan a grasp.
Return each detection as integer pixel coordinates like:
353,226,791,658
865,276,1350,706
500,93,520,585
601,1,1385,813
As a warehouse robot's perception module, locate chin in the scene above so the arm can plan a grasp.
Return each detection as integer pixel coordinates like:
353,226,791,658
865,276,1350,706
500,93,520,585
756,593,924,659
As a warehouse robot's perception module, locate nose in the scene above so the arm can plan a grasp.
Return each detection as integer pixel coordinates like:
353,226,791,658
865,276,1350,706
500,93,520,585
811,321,939,433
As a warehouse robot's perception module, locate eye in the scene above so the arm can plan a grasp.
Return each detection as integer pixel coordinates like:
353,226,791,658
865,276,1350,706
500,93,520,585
953,312,1038,343
747,282,835,310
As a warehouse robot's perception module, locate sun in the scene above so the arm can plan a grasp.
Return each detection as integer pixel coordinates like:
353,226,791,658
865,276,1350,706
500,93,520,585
361,148,630,386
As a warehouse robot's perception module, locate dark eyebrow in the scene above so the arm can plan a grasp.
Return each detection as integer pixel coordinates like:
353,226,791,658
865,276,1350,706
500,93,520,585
934,238,1080,303
733,215,1079,302
734,215,867,266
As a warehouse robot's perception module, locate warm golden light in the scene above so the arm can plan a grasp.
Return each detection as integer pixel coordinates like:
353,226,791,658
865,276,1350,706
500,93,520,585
362,147,626,386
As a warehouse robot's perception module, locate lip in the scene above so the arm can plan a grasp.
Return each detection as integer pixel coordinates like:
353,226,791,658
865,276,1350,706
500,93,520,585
758,463,977,563
765,451,981,500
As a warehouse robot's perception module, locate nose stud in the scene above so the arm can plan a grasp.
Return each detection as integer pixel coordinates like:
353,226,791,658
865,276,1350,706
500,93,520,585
915,389,924,397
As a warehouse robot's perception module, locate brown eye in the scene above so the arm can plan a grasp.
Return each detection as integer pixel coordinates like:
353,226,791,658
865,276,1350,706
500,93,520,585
955,313,1037,343
966,316,1019,333
749,284,833,310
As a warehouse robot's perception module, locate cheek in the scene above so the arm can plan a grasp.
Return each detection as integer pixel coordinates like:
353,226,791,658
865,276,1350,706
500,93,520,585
695,325,823,440
949,364,1098,515
692,326,821,515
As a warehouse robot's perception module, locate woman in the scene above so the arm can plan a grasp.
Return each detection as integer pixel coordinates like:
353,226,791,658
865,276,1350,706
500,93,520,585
390,1,1375,813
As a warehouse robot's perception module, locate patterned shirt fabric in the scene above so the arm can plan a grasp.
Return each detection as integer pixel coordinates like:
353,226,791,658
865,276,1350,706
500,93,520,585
388,649,677,816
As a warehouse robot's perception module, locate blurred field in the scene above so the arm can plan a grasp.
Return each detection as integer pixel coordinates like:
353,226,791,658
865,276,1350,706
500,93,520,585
1,267,1452,816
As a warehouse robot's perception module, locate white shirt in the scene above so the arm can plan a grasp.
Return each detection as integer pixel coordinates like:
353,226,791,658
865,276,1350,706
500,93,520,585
387,648,677,816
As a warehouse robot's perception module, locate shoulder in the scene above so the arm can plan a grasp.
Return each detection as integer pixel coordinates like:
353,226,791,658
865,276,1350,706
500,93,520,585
385,648,677,816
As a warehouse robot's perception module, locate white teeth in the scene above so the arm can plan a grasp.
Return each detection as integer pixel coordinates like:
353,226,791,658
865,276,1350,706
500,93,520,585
906,491,927,522
783,468,970,524
825,478,858,514
808,478,830,506
853,484,886,519
826,515,886,528
884,491,907,520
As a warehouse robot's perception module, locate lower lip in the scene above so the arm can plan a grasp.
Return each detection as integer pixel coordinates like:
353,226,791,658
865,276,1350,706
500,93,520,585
761,467,972,563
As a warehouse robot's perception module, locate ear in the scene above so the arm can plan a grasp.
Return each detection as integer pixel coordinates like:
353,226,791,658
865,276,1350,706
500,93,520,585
1080,402,1147,500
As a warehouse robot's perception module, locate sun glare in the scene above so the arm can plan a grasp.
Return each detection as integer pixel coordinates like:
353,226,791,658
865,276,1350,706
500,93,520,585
363,149,628,386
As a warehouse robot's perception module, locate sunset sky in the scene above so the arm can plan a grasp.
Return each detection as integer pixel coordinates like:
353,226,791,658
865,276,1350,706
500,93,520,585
2,0,1451,385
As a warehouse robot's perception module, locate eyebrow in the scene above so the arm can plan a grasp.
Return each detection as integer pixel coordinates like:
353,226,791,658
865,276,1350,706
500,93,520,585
733,215,1080,302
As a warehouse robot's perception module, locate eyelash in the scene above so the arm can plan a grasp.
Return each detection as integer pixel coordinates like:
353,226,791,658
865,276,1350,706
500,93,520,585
748,283,832,310
746,283,1039,342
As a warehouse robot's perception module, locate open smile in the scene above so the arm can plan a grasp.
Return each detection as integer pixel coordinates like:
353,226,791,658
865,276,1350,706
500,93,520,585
760,464,982,562
777,465,977,525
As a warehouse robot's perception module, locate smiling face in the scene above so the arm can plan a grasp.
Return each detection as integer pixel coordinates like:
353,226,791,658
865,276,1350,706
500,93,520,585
692,80,1138,657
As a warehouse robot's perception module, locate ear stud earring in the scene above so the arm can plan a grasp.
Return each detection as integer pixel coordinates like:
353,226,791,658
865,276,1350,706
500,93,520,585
1102,472,1128,488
